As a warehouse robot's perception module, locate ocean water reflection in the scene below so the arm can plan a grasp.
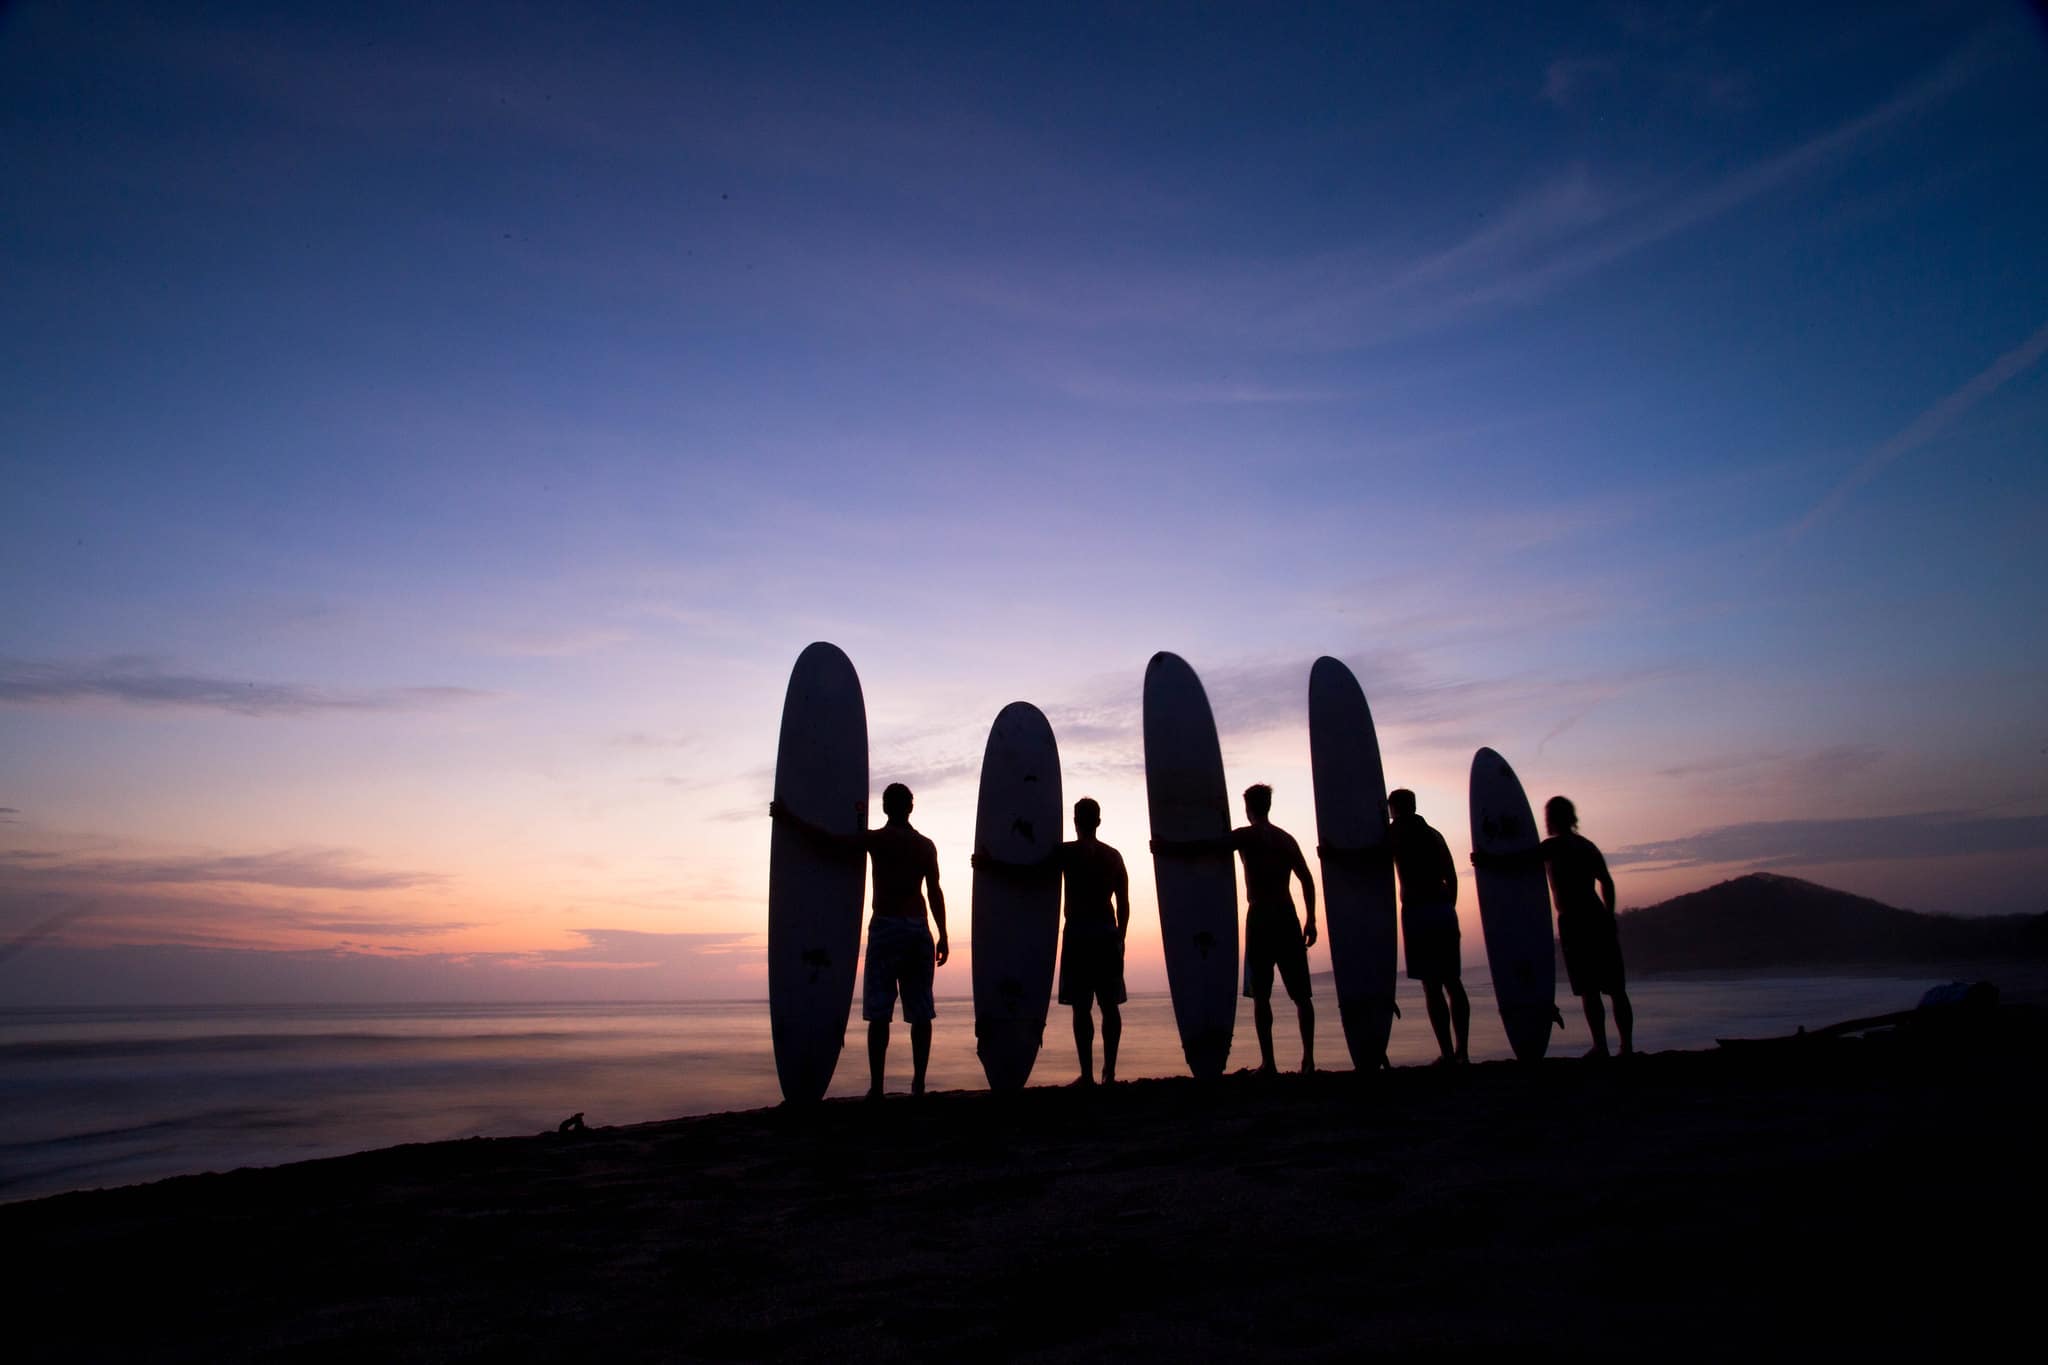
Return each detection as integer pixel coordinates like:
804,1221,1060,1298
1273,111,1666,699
0,973,1963,1202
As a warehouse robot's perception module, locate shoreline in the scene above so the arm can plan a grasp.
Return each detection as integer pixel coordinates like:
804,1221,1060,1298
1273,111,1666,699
9,1017,2041,1359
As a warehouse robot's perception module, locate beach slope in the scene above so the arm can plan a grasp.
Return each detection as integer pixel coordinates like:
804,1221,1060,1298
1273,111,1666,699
8,1023,2041,1360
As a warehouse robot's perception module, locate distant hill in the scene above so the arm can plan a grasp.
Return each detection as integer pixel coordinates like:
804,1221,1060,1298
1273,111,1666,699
1617,873,2048,973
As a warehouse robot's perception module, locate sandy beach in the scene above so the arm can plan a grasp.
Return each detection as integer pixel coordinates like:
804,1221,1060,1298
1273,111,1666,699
9,1012,2041,1361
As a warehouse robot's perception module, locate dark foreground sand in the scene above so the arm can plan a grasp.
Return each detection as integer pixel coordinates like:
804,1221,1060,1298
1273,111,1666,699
10,1016,2043,1362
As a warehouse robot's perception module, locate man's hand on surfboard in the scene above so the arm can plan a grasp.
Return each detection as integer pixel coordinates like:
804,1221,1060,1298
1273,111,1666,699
768,801,863,858
970,849,1059,880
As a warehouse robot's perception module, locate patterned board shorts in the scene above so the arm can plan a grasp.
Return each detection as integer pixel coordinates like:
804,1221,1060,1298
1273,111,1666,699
861,915,936,1022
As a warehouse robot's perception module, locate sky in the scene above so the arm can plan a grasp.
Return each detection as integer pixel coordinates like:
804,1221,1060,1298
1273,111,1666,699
2,0,2045,1004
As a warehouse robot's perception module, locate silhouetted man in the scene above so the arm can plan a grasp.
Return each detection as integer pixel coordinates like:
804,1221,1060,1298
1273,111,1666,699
1058,797,1131,1086
1388,788,1468,1065
1164,783,1320,1073
1235,785,1317,1072
773,781,949,1096
1541,795,1631,1057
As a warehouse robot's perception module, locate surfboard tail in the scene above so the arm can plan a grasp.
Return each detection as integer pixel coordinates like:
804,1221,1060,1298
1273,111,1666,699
974,1018,1042,1092
1336,992,1397,1071
770,1014,840,1105
1501,1004,1555,1063
1182,1028,1232,1080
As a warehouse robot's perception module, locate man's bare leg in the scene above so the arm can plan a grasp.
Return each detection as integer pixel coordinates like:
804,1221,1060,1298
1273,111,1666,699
1296,998,1315,1073
1254,996,1277,1073
867,1019,888,1098
1100,1002,1121,1084
1423,980,1454,1059
1448,979,1471,1063
1582,993,1611,1057
1072,1005,1095,1085
1612,990,1635,1056
910,1020,932,1095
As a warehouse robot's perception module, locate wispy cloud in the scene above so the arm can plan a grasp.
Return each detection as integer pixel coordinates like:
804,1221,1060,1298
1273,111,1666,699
0,657,492,717
914,28,2000,359
1657,745,1886,788
468,627,634,658
1042,649,1681,768
531,927,760,968
610,731,694,751
1793,318,2048,536
297,917,477,936
1608,810,2048,869
0,846,444,892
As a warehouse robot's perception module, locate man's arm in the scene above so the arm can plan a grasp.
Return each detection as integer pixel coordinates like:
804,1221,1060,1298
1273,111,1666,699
925,843,950,966
1114,853,1131,942
1150,832,1235,856
768,801,865,858
1470,845,1545,871
1316,842,1393,866
1436,830,1459,904
1292,837,1318,947
1594,847,1616,916
968,846,1062,881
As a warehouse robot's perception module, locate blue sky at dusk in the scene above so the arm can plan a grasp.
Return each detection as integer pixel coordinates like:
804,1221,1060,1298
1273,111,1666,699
3,1,2045,1003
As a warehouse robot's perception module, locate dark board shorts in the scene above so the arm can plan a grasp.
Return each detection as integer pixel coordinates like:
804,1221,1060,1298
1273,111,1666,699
1057,921,1126,1009
1402,901,1461,982
1560,908,1625,997
1243,904,1312,1004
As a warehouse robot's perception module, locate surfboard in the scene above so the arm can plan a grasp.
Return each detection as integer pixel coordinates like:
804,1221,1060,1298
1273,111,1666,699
970,701,1063,1092
1468,747,1556,1062
767,642,868,1104
1307,656,1399,1072
1142,651,1237,1079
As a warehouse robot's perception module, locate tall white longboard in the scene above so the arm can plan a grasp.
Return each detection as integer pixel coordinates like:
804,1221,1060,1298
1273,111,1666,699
1308,656,1399,1071
1468,747,1556,1062
1143,652,1237,1079
768,643,868,1104
971,702,1063,1091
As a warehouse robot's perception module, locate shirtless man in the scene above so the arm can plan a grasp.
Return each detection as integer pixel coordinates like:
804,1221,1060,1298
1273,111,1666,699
1058,798,1131,1086
1159,784,1318,1073
772,781,949,1096
1234,785,1318,1073
1540,796,1632,1057
971,797,1132,1086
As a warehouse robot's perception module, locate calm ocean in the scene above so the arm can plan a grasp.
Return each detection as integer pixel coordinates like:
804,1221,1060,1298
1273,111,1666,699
0,973,1958,1203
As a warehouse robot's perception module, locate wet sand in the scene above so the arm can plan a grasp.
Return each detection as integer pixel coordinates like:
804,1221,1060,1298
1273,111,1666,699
8,1020,2040,1361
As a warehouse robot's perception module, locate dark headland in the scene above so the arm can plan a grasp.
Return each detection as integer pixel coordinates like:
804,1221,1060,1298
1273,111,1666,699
1619,872,2048,972
8,1011,2043,1361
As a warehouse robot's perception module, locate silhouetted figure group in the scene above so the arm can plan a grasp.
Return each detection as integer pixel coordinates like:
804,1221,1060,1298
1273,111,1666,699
775,776,1632,1094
